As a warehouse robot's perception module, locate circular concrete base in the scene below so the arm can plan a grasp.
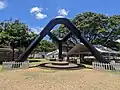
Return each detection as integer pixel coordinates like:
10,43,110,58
52,61,69,65
44,61,79,69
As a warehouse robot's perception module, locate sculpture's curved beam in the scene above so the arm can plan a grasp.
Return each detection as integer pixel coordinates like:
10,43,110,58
48,32,59,43
62,32,72,42
17,18,108,63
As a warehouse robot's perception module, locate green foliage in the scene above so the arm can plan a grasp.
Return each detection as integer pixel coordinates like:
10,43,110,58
0,19,55,53
52,12,120,51
0,19,36,49
34,40,56,52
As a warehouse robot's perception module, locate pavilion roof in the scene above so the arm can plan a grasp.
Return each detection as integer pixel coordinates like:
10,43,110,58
67,44,120,56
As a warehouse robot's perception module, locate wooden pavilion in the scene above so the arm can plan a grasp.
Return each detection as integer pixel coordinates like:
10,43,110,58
67,44,120,63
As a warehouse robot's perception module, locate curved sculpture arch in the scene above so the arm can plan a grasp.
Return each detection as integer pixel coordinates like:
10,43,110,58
17,18,108,63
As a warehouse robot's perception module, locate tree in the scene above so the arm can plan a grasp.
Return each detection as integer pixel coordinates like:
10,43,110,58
72,12,110,43
52,12,120,50
37,40,56,52
0,19,37,50
0,19,56,55
29,40,56,58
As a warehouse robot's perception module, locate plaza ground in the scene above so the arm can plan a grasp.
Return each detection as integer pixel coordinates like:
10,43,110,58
0,59,120,90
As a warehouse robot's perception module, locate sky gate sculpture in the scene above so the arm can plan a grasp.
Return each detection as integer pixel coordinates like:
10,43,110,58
17,18,108,63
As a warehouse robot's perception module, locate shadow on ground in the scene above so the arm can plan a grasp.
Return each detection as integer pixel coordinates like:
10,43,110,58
29,62,87,70
29,60,41,63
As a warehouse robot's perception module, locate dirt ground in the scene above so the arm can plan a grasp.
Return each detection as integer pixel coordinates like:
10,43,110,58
0,68,120,90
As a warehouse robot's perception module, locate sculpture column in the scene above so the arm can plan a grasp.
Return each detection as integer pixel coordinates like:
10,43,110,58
58,40,62,61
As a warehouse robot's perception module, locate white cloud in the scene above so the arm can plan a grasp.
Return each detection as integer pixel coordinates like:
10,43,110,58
35,13,47,20
30,7,43,14
30,6,47,20
0,0,7,10
55,8,69,18
58,9,69,16
31,27,44,34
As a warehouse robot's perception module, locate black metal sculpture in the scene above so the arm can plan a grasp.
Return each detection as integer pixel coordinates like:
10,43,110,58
17,18,108,63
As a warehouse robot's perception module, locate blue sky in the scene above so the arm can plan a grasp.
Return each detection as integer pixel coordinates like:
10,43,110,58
0,0,120,34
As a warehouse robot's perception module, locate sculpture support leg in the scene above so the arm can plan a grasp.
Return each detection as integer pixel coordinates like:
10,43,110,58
17,35,44,62
58,41,62,61
78,34,108,63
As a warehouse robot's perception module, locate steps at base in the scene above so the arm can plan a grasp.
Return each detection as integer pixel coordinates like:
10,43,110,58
52,61,69,66
45,63,78,69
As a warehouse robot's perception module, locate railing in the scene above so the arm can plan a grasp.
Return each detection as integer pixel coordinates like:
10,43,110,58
92,62,120,71
2,61,29,70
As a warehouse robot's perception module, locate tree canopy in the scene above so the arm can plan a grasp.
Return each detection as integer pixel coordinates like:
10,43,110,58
34,40,56,53
52,12,120,51
0,19,55,52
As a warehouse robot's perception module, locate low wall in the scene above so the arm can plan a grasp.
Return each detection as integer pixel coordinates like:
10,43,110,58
0,48,19,63
92,62,120,71
2,61,29,70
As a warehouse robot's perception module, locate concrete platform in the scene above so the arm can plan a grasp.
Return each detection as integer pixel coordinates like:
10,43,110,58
52,61,69,65
44,61,79,69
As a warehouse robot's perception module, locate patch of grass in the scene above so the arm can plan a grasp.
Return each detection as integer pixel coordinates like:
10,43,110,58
28,58,47,62
28,58,50,67
105,70,120,75
29,62,40,67
82,64,93,69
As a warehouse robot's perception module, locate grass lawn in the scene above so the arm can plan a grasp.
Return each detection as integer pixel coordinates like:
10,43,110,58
83,64,93,69
28,58,50,67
